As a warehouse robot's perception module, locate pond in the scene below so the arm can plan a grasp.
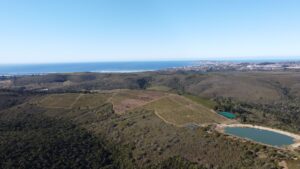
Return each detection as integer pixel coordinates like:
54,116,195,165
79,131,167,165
224,127,295,147
218,112,236,119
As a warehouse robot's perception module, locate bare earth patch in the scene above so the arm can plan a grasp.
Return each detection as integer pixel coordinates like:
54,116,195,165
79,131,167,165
111,90,166,114
0,80,12,88
38,93,80,109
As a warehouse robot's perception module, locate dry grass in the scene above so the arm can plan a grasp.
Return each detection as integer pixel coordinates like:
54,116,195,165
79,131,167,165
110,90,166,114
39,93,80,109
286,160,300,169
72,93,112,109
37,90,230,126
147,85,171,92
38,93,113,110
143,94,229,126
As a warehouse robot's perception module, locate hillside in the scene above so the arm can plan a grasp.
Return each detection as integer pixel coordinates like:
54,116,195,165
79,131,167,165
3,71,300,103
1,71,300,168
4,71,300,131
0,89,291,169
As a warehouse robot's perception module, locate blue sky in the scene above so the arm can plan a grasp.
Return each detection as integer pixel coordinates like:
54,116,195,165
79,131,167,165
0,0,300,63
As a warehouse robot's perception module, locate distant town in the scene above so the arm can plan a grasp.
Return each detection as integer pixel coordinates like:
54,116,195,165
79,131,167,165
171,61,300,72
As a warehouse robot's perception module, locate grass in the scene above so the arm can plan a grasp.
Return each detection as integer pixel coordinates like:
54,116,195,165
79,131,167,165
143,94,227,126
147,85,171,92
183,94,217,109
287,160,300,169
36,90,228,126
38,93,111,109
72,93,111,109
39,93,80,108
110,90,166,114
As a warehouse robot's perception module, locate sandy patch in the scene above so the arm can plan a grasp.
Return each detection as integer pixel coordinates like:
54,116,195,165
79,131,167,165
279,161,288,169
111,90,166,114
0,80,12,88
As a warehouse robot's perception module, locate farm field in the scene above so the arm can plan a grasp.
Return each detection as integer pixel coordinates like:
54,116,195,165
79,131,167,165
143,94,231,126
36,90,228,127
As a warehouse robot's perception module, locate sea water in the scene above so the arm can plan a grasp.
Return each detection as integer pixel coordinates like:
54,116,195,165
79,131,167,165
0,61,197,75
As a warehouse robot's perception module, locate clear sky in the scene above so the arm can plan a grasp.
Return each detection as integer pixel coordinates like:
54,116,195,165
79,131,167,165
0,0,300,64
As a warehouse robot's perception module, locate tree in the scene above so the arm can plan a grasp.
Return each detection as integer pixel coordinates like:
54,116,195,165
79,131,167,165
137,78,150,89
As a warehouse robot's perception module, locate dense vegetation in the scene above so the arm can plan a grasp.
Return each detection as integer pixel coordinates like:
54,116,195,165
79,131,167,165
0,93,211,169
0,108,127,169
215,97,300,132
0,89,32,111
153,156,207,169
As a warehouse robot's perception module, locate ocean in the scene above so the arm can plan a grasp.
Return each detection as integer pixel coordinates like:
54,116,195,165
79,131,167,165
0,61,198,75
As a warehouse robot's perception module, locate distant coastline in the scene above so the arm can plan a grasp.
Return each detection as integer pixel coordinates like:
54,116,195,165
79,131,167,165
0,61,197,75
1,60,300,76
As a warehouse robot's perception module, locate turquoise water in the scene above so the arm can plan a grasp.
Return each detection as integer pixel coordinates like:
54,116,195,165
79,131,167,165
225,127,294,147
219,112,236,119
0,61,197,75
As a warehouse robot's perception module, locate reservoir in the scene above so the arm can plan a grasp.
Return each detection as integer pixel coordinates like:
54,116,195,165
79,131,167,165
218,112,236,119
224,127,295,147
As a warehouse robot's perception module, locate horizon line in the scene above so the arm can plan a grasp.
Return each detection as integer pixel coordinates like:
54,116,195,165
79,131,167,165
1,58,300,65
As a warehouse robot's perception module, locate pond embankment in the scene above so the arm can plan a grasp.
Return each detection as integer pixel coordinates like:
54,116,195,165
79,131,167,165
216,123,300,149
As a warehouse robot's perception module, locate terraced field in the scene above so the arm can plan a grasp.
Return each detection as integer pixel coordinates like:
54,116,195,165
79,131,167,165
109,90,232,126
143,94,231,126
72,93,112,109
39,93,80,109
36,90,230,126
110,90,167,114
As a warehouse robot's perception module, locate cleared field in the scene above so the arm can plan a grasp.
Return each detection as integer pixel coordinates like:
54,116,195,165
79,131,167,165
37,90,230,126
143,94,230,126
72,93,111,109
37,90,166,113
110,90,166,114
147,85,171,92
38,93,112,109
183,94,217,109
39,93,80,108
